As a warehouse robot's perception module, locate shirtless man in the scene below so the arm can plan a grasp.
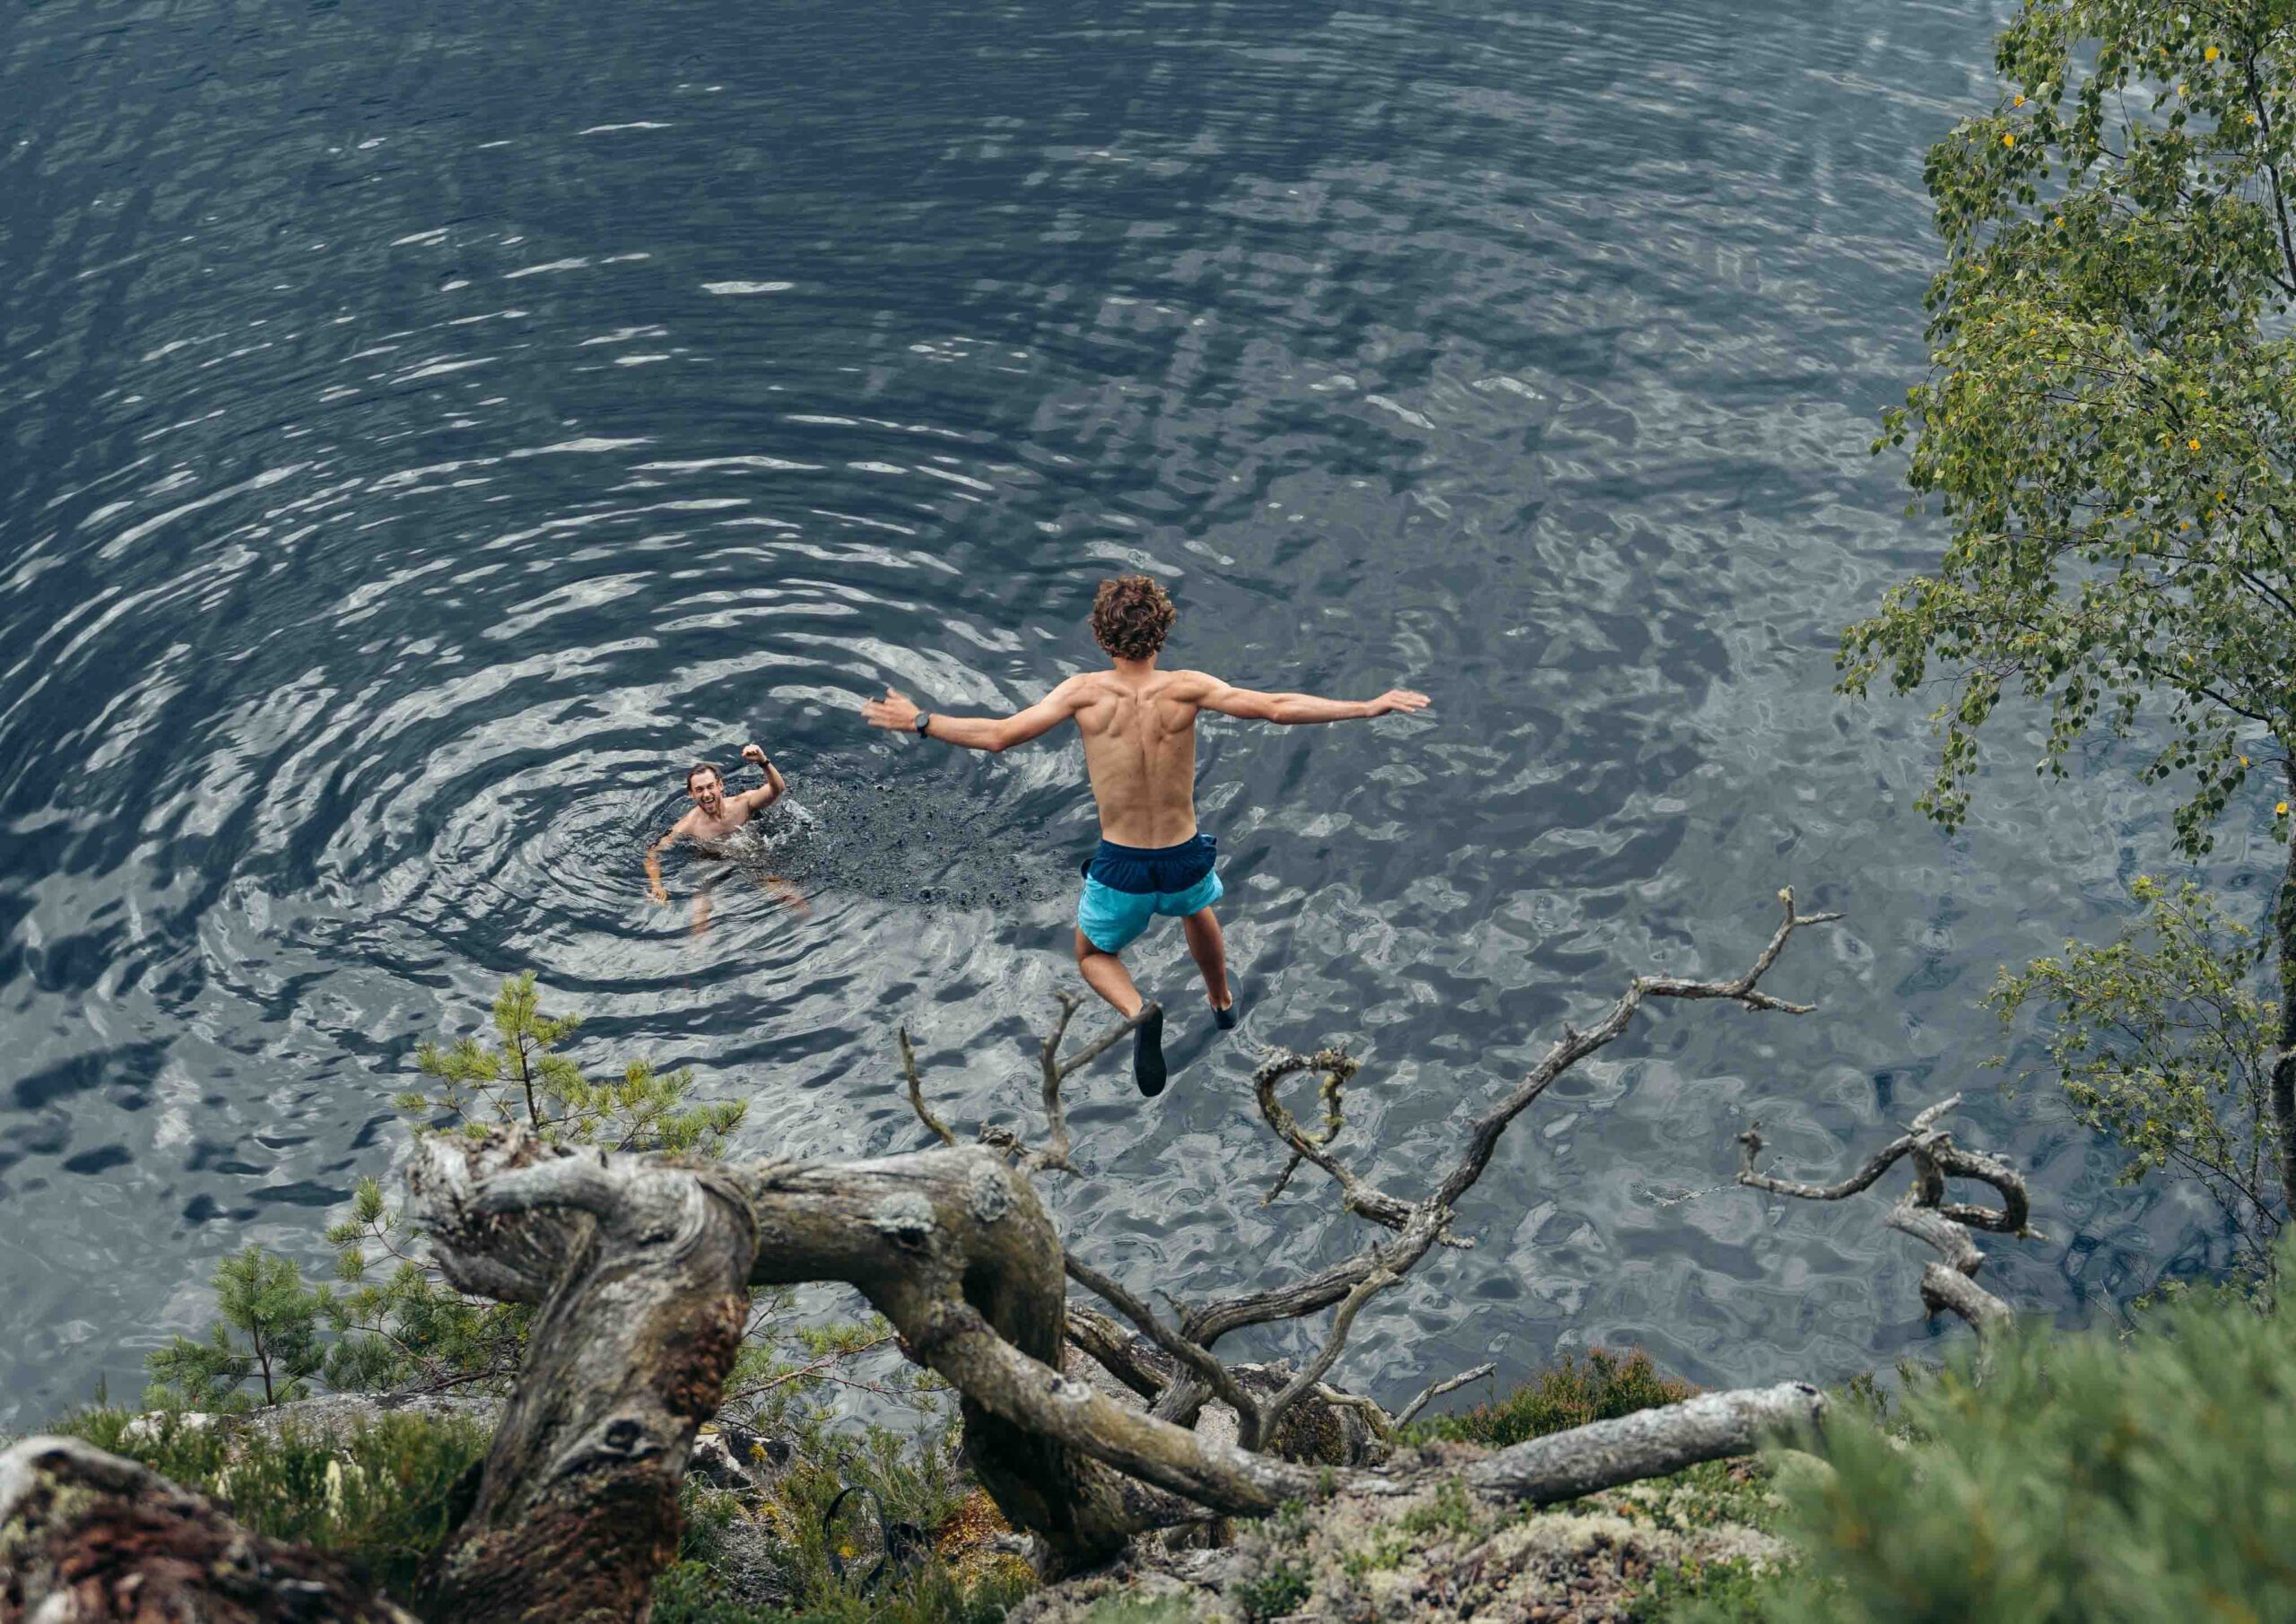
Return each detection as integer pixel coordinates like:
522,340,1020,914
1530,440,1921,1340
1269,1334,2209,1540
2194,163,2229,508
861,575,1428,1095
646,743,788,932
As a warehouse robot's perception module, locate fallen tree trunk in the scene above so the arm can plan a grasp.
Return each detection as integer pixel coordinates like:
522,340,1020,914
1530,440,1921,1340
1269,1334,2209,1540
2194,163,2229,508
0,1434,414,1624
411,1137,756,1624
411,1128,1832,1587
1463,1382,1825,1502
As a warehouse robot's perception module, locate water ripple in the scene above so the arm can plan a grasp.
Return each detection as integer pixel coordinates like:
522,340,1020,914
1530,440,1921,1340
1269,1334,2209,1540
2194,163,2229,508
1,0,2257,1423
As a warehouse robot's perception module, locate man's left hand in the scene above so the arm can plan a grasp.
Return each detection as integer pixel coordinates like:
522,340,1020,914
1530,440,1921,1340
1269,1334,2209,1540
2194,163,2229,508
863,687,921,733
741,743,768,768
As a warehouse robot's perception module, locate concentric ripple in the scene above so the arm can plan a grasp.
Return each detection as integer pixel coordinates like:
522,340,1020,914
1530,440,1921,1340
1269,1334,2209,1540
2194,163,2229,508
0,0,2267,1423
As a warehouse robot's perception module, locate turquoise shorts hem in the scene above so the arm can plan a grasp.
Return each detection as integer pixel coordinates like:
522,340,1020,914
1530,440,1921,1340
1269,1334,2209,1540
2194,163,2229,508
1076,868,1223,953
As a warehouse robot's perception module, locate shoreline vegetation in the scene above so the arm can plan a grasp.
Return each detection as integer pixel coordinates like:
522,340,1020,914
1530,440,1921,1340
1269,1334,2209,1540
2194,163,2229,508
10,0,2296,1618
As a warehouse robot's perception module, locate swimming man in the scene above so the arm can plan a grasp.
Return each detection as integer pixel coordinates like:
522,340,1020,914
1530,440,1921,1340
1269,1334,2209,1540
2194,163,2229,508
646,743,789,932
861,574,1428,1094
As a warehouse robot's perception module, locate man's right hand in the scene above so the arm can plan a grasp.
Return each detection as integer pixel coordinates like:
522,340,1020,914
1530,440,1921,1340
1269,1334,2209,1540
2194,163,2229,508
1370,689,1431,716
862,686,921,733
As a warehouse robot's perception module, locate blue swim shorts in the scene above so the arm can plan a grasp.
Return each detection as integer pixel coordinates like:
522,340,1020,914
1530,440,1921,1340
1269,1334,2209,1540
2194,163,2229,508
1075,833,1224,953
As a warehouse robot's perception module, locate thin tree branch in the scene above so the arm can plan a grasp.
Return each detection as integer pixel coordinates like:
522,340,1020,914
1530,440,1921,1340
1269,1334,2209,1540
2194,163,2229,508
899,1026,958,1149
1065,1254,1265,1441
1257,1267,1401,1448
1395,1362,1500,1428
1738,1095,2035,1339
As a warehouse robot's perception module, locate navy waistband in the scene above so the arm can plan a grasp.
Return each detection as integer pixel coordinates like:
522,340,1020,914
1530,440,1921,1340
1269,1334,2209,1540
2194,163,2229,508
1082,832,1217,894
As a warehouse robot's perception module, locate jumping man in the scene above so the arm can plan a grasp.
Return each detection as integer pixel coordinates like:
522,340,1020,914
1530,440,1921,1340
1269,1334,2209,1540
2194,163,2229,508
861,575,1428,1094
646,743,789,933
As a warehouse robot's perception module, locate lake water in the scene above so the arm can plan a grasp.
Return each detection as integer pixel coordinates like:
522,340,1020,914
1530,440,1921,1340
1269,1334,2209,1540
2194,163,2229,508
3,0,2274,1424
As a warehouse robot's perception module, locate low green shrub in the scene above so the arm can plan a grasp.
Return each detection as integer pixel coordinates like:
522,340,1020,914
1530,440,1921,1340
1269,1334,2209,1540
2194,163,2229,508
1235,1558,1312,1621
1629,1554,1771,1622
652,1411,1031,1624
57,1406,488,1599
1419,1347,1695,1447
1721,1253,2296,1623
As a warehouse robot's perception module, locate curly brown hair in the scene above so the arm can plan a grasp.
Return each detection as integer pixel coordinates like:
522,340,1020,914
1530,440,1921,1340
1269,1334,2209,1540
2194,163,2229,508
1090,575,1176,661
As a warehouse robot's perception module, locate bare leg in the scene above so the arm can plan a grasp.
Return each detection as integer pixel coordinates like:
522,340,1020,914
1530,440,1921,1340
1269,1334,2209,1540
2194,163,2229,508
1182,907,1231,1010
1074,930,1144,1017
691,866,729,936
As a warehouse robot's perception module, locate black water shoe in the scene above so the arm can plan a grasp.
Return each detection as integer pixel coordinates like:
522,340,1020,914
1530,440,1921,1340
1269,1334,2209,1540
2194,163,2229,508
1213,995,1239,1031
1132,1003,1168,1097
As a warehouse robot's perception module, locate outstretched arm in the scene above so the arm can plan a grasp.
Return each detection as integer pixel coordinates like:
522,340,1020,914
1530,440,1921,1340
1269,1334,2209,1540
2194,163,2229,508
1190,675,1430,725
861,680,1083,753
732,743,787,812
643,819,689,904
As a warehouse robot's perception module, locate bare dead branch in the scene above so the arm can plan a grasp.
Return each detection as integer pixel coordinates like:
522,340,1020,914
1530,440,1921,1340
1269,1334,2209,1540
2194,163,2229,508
1031,994,1083,1172
1736,1092,2035,1339
1464,1383,1826,1502
900,1026,958,1148
1065,1302,1172,1401
904,998,1158,1176
1256,1266,1400,1447
1184,892,1841,1372
1432,890,1839,1216
1066,1253,1266,1442
1054,1000,1160,1084
1312,1381,1404,1441
1253,1047,1414,1228
1395,1361,1500,1427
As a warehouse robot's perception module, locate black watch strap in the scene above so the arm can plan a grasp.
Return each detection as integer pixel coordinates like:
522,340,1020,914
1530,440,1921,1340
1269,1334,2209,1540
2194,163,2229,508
915,711,933,737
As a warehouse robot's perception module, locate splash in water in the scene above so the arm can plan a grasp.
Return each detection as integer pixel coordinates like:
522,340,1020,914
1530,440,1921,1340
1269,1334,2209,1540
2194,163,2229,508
687,777,1072,915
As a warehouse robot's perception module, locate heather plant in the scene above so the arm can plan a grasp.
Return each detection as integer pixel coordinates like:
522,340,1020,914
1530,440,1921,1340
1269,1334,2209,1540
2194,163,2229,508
1415,1346,1695,1447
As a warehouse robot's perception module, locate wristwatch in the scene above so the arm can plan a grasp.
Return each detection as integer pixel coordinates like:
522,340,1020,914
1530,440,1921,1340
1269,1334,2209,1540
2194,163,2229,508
914,711,933,738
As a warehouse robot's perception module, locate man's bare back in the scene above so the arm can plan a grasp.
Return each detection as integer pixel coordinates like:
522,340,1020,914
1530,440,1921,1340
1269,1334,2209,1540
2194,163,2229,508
861,574,1427,1095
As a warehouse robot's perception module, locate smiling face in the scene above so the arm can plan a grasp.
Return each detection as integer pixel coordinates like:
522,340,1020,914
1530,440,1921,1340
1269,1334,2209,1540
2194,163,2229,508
686,764,726,818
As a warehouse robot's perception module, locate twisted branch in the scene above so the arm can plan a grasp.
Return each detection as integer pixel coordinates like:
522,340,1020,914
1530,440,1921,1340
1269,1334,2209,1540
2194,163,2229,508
1737,1091,2037,1338
899,996,1158,1174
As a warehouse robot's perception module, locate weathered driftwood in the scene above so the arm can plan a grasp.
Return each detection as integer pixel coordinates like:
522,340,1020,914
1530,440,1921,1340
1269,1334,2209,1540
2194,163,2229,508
1737,1092,2038,1336
1070,891,1845,1440
0,1434,415,1624
1463,1382,1825,1502
398,890,1848,1598
411,1133,755,1623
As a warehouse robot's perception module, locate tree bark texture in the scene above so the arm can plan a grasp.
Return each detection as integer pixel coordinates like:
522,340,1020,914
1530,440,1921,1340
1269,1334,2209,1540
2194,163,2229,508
2272,816,2296,1214
0,1435,415,1624
1462,1383,1824,1503
412,1127,1831,1589
410,1133,754,1624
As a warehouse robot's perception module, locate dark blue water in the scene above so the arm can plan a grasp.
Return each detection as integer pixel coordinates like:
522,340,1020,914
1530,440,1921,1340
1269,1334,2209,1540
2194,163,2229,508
3,0,2270,1425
